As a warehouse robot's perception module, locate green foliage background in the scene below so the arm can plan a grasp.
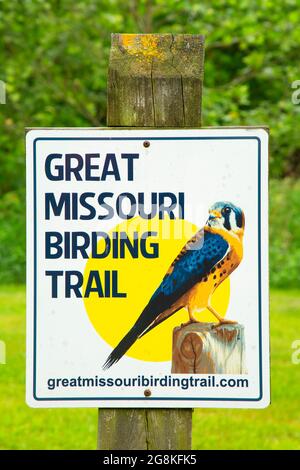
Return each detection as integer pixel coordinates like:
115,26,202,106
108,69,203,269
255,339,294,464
0,0,299,286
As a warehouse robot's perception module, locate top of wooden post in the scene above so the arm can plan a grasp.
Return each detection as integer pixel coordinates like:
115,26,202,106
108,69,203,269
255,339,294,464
107,33,205,128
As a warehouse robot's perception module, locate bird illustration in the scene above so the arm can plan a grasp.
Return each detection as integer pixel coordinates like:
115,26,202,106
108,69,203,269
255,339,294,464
103,201,245,369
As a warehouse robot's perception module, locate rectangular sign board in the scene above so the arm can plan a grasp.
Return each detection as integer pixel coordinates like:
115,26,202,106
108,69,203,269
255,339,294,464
26,128,269,408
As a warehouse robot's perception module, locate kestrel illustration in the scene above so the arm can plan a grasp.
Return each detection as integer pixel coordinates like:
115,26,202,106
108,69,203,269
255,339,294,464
103,201,245,369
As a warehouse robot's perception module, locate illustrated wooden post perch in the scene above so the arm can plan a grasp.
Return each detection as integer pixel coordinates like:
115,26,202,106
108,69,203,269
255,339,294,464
98,33,204,450
172,323,246,374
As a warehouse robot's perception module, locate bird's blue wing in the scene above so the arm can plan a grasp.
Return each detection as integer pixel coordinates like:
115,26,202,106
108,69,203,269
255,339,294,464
145,230,229,314
103,229,229,368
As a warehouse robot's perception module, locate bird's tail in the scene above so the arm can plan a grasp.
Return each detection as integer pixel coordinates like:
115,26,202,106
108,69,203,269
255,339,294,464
102,324,141,370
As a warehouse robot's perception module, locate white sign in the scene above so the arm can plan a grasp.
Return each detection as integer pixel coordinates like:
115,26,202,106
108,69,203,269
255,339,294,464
26,128,269,408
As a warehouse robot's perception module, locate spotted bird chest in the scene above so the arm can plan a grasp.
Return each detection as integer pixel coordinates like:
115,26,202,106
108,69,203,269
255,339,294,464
184,247,242,312
211,248,241,292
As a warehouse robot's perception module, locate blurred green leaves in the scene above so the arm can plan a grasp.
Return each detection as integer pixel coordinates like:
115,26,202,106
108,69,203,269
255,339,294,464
0,0,299,283
269,179,300,289
0,190,25,283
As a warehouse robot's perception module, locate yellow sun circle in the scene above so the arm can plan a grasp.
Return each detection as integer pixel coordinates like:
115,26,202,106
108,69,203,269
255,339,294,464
83,217,230,362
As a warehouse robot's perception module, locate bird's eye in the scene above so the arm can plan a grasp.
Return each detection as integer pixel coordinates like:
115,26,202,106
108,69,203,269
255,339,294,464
222,206,231,214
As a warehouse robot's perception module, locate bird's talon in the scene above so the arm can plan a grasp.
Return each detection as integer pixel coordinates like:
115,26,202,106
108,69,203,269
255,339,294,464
213,319,237,328
180,319,199,328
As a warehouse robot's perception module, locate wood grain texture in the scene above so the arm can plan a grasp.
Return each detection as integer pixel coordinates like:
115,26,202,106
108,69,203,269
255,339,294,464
98,408,192,450
98,409,147,450
98,33,204,451
172,322,246,374
107,33,204,127
146,408,192,450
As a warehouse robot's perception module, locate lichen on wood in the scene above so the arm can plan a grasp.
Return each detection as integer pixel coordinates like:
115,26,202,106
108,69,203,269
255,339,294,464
107,33,205,127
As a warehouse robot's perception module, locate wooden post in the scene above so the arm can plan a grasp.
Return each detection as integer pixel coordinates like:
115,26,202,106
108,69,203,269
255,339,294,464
98,33,205,451
172,323,246,374
107,33,204,127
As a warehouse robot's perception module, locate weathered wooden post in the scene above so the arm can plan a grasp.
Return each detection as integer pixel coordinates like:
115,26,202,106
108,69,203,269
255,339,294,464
97,33,205,450
172,323,246,374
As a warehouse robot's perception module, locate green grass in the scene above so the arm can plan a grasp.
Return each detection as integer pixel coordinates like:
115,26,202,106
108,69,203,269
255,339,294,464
0,286,299,450
0,285,96,450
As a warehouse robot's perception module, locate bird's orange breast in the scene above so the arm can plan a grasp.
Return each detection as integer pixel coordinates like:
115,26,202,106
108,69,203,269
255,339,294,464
181,247,242,313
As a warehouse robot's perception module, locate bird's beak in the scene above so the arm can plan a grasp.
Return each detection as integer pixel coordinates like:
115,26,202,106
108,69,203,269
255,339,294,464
208,210,221,220
207,210,221,226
